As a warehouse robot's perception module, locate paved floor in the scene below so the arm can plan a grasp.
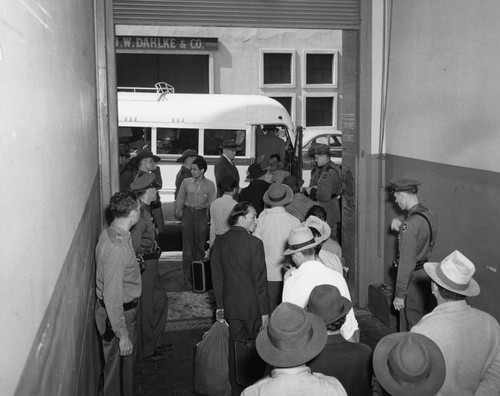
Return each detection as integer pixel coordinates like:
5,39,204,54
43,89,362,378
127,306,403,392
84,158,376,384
133,259,395,396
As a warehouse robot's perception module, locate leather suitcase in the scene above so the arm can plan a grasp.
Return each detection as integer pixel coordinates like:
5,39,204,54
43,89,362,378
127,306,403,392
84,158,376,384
234,339,267,387
368,283,398,330
192,260,212,293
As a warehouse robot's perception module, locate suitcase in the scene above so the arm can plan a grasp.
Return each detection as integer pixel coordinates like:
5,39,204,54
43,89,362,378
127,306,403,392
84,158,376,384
234,339,267,387
368,283,398,330
192,260,213,293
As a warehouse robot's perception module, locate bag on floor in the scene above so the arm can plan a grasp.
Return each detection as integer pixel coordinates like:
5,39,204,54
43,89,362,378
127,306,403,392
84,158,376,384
193,320,231,396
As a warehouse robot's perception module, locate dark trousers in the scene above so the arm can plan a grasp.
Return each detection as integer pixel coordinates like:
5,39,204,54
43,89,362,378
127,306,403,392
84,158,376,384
400,269,436,331
181,208,209,283
95,303,137,396
267,281,283,312
136,258,169,358
227,319,262,396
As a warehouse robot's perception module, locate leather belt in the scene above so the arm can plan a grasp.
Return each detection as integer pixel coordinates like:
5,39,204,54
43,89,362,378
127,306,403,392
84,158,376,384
98,298,139,311
185,206,206,211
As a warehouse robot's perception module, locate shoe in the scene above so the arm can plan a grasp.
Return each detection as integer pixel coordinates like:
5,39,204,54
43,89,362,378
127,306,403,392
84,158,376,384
155,343,173,352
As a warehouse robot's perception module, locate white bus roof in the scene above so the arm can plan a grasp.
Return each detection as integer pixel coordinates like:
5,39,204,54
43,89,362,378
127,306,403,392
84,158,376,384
117,91,294,130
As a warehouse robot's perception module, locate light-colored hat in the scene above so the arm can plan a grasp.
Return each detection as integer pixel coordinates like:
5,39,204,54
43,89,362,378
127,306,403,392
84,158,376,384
263,183,293,207
283,226,324,255
373,332,446,396
424,250,480,297
256,302,327,368
303,215,331,243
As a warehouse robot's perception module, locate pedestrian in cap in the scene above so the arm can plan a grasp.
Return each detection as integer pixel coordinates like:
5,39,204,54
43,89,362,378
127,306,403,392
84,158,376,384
411,250,500,394
215,139,241,198
240,162,271,216
373,332,446,396
307,285,373,396
389,176,438,331
175,149,197,199
241,302,347,396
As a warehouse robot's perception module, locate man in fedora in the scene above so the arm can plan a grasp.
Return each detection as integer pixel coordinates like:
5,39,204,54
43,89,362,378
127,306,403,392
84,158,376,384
282,174,316,222
411,250,500,394
241,302,347,395
130,173,171,362
307,285,373,395
373,332,446,396
389,177,438,331
175,149,197,199
215,139,241,197
282,227,359,342
239,161,271,216
253,183,300,311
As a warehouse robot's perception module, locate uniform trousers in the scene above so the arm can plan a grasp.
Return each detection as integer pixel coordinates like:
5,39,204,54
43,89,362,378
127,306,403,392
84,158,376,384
400,268,435,331
95,303,137,396
181,207,209,283
227,319,262,396
136,258,168,357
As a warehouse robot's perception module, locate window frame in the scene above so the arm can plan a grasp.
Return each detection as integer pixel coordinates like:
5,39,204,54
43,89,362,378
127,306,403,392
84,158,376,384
302,93,338,128
260,49,296,88
302,49,338,89
261,93,296,123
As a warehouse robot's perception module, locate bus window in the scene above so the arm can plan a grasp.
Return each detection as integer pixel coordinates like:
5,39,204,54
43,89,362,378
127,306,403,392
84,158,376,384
203,129,246,156
157,128,199,155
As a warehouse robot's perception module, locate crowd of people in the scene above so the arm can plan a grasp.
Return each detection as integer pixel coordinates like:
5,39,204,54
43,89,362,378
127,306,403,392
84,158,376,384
95,141,500,396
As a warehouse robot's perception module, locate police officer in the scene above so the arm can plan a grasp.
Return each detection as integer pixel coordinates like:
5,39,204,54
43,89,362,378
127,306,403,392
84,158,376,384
130,173,171,361
305,144,342,240
390,178,437,331
95,190,141,396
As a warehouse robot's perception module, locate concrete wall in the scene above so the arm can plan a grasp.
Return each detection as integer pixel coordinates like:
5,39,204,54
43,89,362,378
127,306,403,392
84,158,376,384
381,1,500,319
0,1,101,394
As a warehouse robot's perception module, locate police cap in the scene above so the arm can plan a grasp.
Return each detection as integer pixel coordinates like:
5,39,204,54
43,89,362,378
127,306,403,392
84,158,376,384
315,144,330,156
130,173,158,191
389,178,420,193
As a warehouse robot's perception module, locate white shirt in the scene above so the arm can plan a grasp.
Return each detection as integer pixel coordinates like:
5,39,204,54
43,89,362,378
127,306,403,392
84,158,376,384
209,194,238,245
282,260,359,341
318,250,343,274
253,206,300,281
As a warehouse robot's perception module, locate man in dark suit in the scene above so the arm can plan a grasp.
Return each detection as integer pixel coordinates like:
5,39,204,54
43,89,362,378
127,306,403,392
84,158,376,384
214,139,241,197
211,202,271,396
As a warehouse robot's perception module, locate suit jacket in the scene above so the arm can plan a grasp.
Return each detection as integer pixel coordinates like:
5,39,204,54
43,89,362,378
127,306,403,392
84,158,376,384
214,155,240,197
211,226,270,320
308,334,373,396
239,179,271,215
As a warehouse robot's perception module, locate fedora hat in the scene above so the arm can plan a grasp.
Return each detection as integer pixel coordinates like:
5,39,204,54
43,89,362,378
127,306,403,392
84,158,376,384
176,149,197,163
131,149,160,164
263,183,293,207
308,285,352,326
373,332,446,396
256,154,270,170
220,139,242,152
246,162,267,180
130,173,159,192
424,250,480,297
303,215,331,243
283,226,324,255
256,302,327,368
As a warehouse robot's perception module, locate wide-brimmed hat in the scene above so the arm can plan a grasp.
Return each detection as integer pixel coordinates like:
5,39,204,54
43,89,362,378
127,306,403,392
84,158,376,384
389,178,420,193
176,149,197,163
131,149,160,164
303,215,331,243
308,285,352,326
220,139,242,152
130,173,159,191
424,250,480,297
373,332,446,396
263,183,293,207
246,162,267,180
256,302,327,368
283,226,324,255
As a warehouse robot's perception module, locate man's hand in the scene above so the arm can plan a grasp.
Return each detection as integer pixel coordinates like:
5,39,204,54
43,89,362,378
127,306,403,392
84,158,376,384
216,309,225,322
119,335,133,356
260,314,269,330
391,218,402,232
393,297,405,311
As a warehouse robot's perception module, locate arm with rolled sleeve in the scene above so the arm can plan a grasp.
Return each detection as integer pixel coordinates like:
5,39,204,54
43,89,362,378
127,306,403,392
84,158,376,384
395,222,418,298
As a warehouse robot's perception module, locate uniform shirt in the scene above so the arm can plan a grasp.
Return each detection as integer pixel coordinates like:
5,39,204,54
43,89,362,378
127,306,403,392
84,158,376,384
209,194,238,245
253,207,300,281
130,200,158,253
95,225,142,338
282,260,359,341
175,176,216,218
241,366,347,396
309,161,342,224
285,193,316,222
395,203,437,298
412,301,500,395
175,166,192,199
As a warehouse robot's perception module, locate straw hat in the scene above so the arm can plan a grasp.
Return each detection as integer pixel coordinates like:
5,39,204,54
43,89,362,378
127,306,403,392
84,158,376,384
263,183,293,207
283,226,324,256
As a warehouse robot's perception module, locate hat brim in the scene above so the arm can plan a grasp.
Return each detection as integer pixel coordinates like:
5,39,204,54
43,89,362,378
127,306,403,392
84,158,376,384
256,313,327,368
220,145,242,152
263,184,293,207
131,154,161,164
424,262,480,297
322,297,353,325
373,333,446,396
283,236,324,256
246,168,268,181
176,152,197,163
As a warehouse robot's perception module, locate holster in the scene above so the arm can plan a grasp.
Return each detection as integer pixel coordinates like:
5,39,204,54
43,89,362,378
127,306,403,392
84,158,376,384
103,318,115,342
